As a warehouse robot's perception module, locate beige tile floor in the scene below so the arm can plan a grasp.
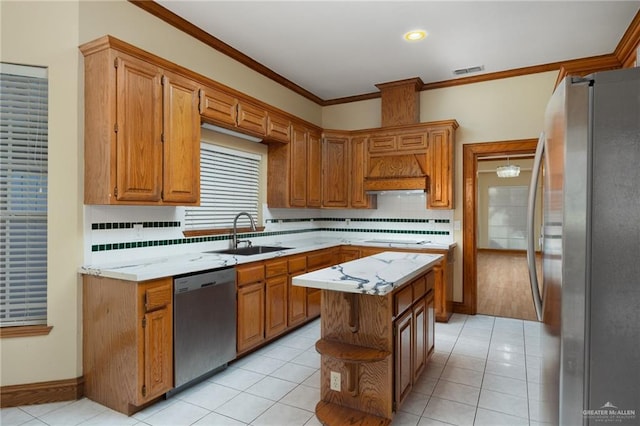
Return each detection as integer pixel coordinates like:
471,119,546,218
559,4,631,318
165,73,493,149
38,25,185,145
1,314,554,425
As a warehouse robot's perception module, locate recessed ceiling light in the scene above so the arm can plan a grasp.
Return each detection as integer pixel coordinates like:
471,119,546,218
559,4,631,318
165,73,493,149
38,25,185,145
403,30,427,42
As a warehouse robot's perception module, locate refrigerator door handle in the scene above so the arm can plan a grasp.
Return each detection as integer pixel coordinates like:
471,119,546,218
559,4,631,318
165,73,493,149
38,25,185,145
527,132,545,321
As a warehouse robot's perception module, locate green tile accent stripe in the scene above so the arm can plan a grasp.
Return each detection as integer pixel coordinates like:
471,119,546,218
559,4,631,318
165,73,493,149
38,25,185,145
265,217,450,224
91,221,181,230
91,227,449,252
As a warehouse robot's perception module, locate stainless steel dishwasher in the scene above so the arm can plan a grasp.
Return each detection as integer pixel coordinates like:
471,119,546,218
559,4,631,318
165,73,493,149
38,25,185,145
171,267,236,395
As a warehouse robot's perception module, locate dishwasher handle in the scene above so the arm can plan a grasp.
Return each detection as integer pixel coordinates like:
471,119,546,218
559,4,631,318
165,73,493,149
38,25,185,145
174,267,236,294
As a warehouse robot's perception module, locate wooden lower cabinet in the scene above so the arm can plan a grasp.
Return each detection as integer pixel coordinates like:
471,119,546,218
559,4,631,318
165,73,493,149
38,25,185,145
265,274,288,339
83,276,173,415
314,267,436,424
288,255,307,327
394,309,413,407
412,297,427,382
237,281,266,353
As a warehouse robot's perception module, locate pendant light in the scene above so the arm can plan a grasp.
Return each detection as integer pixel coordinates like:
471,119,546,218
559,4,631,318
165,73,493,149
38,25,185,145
496,157,520,178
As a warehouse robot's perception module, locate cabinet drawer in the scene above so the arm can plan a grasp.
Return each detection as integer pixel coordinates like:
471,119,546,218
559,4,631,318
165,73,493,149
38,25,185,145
425,270,435,293
369,135,396,153
398,133,428,151
265,259,288,277
307,250,335,271
394,284,413,316
144,281,172,312
237,263,265,285
288,255,307,273
412,276,427,301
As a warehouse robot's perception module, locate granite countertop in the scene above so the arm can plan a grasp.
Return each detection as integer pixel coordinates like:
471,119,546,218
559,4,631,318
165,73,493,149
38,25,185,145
79,237,455,282
292,251,443,296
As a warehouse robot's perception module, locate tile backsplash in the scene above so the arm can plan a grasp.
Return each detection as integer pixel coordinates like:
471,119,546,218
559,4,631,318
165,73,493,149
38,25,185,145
84,193,453,266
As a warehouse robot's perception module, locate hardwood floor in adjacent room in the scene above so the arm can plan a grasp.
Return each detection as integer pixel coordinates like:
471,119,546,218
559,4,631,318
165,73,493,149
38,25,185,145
477,249,541,321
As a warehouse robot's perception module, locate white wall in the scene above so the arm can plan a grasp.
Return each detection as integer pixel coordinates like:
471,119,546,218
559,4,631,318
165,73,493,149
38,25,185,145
1,0,82,385
0,0,317,388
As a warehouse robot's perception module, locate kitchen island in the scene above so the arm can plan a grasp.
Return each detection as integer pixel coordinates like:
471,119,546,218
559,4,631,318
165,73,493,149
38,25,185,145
292,251,442,425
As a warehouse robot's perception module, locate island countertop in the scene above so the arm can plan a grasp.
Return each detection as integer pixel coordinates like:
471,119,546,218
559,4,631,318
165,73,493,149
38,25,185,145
292,251,443,296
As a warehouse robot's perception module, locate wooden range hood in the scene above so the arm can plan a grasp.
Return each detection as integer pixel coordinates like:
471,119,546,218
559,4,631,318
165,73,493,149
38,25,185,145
364,77,430,193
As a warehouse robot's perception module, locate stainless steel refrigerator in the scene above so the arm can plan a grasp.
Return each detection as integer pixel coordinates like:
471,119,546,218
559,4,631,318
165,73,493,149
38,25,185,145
526,67,640,425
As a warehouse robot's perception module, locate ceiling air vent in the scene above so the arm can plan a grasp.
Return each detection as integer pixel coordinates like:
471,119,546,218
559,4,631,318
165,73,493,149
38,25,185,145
453,65,485,76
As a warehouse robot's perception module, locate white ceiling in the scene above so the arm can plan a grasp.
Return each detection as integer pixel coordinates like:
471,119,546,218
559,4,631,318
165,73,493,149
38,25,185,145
157,1,639,101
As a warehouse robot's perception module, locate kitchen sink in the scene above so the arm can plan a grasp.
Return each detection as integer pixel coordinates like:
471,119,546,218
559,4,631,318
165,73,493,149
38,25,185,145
205,245,292,256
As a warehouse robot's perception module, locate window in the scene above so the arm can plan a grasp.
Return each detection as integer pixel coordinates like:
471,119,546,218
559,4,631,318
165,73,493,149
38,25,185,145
185,143,260,230
0,63,48,327
487,185,527,250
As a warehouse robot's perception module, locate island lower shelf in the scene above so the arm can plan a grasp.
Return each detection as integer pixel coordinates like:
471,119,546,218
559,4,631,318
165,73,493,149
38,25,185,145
292,251,439,425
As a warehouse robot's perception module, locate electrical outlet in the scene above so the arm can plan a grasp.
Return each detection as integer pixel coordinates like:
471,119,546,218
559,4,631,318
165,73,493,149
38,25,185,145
330,371,341,391
133,223,143,240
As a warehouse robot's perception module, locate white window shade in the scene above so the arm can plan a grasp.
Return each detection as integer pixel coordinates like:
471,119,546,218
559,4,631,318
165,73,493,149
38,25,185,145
0,63,48,326
487,185,527,250
185,143,261,230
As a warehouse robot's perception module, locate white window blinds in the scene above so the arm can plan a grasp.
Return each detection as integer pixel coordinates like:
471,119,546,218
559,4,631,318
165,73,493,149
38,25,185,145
487,185,527,250
185,143,260,230
0,63,48,327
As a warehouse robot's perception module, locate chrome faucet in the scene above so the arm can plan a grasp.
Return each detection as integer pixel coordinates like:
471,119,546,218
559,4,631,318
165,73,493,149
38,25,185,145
232,212,256,249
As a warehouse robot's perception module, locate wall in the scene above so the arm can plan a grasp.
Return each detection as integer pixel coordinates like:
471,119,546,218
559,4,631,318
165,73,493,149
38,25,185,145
0,0,83,386
0,0,317,388
323,71,557,301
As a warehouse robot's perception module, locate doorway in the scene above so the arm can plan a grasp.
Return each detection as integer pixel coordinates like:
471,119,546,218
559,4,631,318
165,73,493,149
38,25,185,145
460,139,538,320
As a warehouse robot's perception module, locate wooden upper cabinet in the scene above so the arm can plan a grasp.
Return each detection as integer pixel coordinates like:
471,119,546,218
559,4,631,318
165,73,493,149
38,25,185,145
322,135,350,208
114,55,163,202
398,132,428,151
199,86,238,127
306,130,323,207
80,37,200,205
237,100,268,136
266,112,291,143
266,123,322,208
290,125,308,207
350,136,375,209
369,134,397,153
427,127,454,209
162,71,200,204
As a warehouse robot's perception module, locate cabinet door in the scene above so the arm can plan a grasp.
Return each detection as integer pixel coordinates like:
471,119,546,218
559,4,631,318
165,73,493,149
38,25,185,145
265,275,288,338
142,307,173,400
288,275,307,326
199,86,238,126
139,279,173,402
290,125,307,207
267,112,291,143
350,136,374,208
395,309,413,407
307,131,323,207
322,136,349,208
115,56,163,202
428,128,453,208
162,72,200,204
412,297,427,381
237,100,267,136
237,282,265,353
426,291,435,356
